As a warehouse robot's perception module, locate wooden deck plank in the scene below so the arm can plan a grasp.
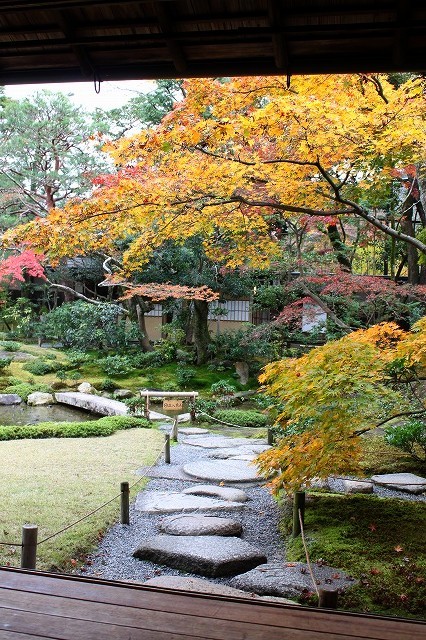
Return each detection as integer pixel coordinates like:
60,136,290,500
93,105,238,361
0,568,424,640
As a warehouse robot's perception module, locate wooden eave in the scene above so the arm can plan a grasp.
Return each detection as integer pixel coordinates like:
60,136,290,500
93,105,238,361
0,0,424,84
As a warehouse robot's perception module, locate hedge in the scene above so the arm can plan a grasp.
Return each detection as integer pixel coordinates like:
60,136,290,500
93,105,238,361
211,409,269,429
0,416,151,441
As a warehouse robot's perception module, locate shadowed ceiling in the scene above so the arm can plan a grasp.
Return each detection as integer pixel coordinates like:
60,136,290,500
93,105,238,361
0,1,424,84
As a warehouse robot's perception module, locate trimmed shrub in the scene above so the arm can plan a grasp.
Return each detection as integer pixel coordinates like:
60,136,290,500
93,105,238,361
175,364,196,388
99,378,118,391
97,354,135,376
66,350,92,366
210,379,237,396
23,359,60,376
0,357,12,372
0,340,21,352
131,351,165,369
211,409,269,428
385,420,426,463
3,383,53,402
0,415,151,441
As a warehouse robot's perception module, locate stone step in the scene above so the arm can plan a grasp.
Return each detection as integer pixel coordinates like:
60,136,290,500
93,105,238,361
371,473,426,494
134,491,245,514
182,484,248,502
133,535,267,578
159,514,242,537
183,436,267,449
229,562,357,599
183,459,261,484
143,576,298,605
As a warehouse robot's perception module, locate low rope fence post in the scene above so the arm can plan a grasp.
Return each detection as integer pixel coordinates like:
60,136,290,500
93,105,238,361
165,434,171,464
120,482,130,525
21,524,38,570
318,588,339,609
292,491,305,537
267,427,274,445
171,417,178,442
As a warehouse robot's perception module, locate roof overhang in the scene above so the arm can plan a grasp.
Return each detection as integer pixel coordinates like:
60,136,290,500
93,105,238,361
0,1,425,85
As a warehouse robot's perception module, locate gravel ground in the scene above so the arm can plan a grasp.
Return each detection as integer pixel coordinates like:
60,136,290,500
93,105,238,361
77,433,285,585
77,430,425,586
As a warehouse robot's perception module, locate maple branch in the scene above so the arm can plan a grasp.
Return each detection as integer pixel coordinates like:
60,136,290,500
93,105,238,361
45,278,129,313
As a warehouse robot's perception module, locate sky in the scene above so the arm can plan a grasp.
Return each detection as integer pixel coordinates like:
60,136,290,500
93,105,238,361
4,79,155,111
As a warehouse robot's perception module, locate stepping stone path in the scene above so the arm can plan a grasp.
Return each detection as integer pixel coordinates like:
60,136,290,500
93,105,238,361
159,515,243,537
133,535,267,578
229,563,357,599
183,436,268,449
178,427,209,435
371,472,426,494
342,479,373,494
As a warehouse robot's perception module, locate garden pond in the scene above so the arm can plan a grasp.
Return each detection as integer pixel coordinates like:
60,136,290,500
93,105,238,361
0,404,97,426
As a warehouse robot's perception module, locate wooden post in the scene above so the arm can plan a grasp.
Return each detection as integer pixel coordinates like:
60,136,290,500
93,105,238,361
190,394,196,422
21,524,38,570
267,427,273,445
165,434,171,464
171,417,178,442
144,395,150,419
318,588,338,609
292,491,305,538
120,482,130,525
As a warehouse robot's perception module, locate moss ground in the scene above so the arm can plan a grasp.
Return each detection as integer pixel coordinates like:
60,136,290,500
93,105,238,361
0,427,163,571
284,493,426,618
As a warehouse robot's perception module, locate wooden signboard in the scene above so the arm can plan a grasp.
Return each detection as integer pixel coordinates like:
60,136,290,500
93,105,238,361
163,399,183,410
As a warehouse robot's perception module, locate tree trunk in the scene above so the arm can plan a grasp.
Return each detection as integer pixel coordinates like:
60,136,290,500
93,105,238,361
327,224,352,272
193,299,211,364
400,199,419,284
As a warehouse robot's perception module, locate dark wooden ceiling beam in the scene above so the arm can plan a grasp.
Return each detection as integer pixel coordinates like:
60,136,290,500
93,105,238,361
54,10,95,78
268,0,289,71
152,1,187,74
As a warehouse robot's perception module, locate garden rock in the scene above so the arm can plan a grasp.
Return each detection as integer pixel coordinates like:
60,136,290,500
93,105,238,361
55,392,128,416
209,445,270,458
182,484,248,502
0,393,21,405
179,427,209,435
159,514,243,537
134,491,245,513
229,562,357,599
133,535,267,577
183,459,261,484
371,473,426,494
78,381,96,394
27,392,55,406
113,389,133,399
183,436,267,449
343,479,373,494
142,576,298,605
235,361,249,385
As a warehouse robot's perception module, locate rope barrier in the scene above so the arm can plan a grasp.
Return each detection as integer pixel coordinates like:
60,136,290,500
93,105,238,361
38,441,166,546
299,508,319,598
198,410,253,429
0,541,22,547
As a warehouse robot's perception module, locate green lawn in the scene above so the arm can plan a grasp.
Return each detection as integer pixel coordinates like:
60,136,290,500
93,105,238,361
0,427,164,571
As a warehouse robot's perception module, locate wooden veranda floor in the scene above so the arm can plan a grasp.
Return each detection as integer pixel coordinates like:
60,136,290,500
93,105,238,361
0,567,425,640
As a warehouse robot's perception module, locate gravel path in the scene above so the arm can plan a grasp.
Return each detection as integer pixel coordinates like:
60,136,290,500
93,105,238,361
77,429,425,586
78,432,285,585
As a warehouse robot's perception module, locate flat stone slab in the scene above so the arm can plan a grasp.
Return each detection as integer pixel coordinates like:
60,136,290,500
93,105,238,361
179,427,209,435
159,515,242,537
210,445,270,458
183,459,260,484
133,535,267,577
182,484,248,502
343,479,373,494
229,563,357,599
183,436,267,449
137,465,200,482
55,392,128,416
371,473,426,494
134,491,245,513
0,393,21,405
143,576,298,605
